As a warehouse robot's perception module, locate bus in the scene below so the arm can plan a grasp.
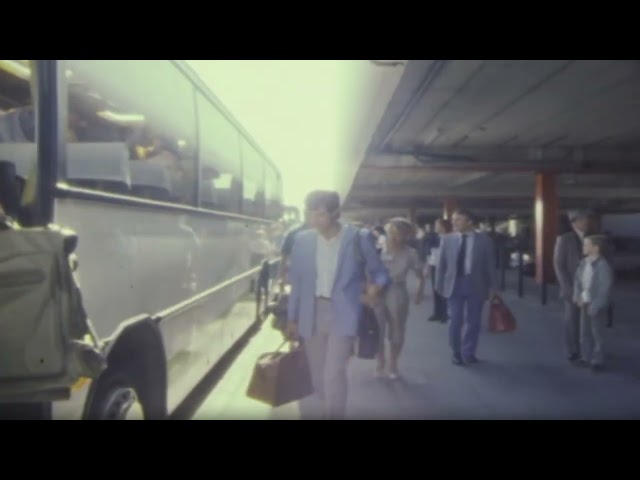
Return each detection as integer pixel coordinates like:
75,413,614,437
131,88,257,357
0,60,284,419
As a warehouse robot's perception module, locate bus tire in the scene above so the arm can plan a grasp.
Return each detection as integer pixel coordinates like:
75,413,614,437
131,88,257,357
85,317,168,420
87,370,145,420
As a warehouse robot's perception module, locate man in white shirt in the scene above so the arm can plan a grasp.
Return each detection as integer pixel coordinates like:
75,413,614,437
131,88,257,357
287,191,390,418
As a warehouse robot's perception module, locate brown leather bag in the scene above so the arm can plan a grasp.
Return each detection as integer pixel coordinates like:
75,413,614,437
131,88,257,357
246,341,313,407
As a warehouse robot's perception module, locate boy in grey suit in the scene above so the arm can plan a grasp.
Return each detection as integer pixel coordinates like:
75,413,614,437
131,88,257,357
573,235,614,371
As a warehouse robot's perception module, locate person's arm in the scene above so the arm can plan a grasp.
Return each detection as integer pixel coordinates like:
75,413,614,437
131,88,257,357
279,254,289,285
589,261,614,316
286,240,302,339
486,235,499,297
435,236,448,295
411,248,426,304
359,229,390,301
278,229,296,284
573,262,583,307
553,236,572,300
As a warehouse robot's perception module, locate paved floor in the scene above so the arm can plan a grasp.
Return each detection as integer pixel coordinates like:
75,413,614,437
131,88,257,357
193,271,640,420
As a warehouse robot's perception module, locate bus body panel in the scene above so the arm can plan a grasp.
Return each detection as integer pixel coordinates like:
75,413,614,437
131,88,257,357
53,196,273,415
53,195,268,340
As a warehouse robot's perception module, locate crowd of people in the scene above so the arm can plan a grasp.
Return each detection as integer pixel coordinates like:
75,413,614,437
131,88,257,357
275,190,615,419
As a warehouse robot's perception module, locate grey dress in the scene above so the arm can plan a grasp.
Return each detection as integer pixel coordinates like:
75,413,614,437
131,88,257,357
374,246,423,347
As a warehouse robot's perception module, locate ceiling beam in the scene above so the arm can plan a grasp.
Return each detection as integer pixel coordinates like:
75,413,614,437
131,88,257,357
342,207,530,218
447,172,494,188
343,203,640,220
367,145,640,173
360,163,640,174
374,61,447,151
349,187,640,200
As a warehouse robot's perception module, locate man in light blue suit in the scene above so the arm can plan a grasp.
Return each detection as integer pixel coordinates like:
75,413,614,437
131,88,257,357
287,191,390,419
436,209,498,365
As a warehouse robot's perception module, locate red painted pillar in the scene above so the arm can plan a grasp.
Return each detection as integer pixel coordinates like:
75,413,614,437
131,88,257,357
535,173,558,285
443,198,458,220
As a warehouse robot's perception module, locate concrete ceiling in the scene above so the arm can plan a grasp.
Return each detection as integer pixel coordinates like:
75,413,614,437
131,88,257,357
343,60,640,223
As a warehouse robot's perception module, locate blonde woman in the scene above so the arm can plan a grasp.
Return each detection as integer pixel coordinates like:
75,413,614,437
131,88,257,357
374,217,425,379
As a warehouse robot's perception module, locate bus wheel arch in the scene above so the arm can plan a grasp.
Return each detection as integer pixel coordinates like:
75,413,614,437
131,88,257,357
86,316,167,420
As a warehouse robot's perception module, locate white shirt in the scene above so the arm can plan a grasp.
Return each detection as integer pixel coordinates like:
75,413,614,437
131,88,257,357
428,233,446,267
428,246,440,267
315,225,344,298
581,256,596,303
457,231,475,275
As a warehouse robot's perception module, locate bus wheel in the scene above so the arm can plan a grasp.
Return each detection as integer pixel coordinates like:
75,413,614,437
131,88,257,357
89,371,145,420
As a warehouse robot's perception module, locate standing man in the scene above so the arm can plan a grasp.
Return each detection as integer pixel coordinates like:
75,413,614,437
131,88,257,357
436,209,498,365
287,190,390,419
428,218,452,323
553,210,589,363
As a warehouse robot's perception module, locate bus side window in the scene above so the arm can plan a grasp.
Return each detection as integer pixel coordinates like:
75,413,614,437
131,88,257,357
265,164,283,220
65,60,197,205
240,140,265,218
196,92,242,214
0,60,35,221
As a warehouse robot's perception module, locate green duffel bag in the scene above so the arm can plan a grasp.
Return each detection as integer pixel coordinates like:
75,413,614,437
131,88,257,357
0,222,107,403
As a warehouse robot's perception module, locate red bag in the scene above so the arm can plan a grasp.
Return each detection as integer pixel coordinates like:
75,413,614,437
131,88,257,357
488,296,516,333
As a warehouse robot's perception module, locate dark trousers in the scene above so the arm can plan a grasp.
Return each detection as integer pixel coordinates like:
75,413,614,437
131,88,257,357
447,275,484,359
430,266,447,320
